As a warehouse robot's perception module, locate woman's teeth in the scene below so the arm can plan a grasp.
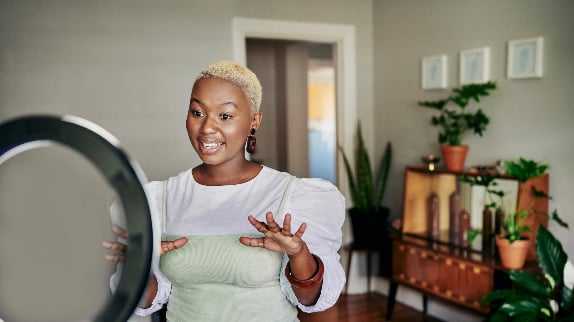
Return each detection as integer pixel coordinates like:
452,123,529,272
201,141,225,150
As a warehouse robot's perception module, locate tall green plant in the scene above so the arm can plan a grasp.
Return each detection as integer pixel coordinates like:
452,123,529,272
418,81,497,145
482,226,573,321
339,123,392,213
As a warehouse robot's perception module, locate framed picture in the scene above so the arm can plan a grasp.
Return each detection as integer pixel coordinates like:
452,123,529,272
507,37,544,79
459,47,490,85
422,55,447,90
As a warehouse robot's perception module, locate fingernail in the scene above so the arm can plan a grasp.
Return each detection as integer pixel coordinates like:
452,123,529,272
102,241,112,248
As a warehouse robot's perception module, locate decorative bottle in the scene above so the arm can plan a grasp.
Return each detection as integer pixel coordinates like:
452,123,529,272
449,192,461,246
427,192,440,240
482,207,493,252
459,209,471,248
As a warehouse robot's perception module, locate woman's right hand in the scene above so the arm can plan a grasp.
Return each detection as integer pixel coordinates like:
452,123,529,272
102,225,129,262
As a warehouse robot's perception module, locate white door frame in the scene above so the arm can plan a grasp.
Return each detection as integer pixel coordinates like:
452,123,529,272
232,17,357,189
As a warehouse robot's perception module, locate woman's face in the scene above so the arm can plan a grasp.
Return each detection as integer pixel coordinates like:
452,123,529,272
186,77,261,166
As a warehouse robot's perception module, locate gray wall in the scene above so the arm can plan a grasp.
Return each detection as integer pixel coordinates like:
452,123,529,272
0,0,375,182
374,1,574,319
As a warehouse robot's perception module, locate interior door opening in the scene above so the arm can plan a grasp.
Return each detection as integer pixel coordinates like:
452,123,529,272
246,39,336,184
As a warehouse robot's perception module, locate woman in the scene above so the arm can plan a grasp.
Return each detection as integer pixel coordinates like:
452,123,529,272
105,61,346,321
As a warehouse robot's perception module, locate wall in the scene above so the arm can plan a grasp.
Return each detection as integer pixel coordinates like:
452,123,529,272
0,0,375,182
0,0,374,318
373,0,574,320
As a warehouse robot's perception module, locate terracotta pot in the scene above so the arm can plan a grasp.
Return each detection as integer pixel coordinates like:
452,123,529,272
496,237,530,270
440,144,469,172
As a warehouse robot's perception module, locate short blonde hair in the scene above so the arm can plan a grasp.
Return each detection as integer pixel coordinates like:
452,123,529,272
196,61,262,114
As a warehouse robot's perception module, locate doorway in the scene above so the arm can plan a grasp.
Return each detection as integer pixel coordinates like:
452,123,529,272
232,17,357,190
245,39,336,183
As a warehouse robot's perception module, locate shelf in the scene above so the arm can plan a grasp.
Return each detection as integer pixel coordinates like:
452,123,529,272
389,165,549,315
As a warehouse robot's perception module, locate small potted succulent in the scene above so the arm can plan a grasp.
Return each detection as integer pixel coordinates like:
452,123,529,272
418,81,497,171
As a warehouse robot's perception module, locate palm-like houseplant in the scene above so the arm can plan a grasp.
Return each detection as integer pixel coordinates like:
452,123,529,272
339,122,392,253
418,81,497,171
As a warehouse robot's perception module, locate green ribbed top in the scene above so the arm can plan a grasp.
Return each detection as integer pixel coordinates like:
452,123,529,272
160,234,298,322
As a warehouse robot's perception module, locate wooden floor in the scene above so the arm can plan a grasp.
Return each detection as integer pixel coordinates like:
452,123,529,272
298,292,444,322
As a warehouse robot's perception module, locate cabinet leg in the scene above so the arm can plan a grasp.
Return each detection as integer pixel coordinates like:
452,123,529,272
423,294,428,315
385,281,398,321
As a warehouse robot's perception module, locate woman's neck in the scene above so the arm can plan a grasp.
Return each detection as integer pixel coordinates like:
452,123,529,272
193,161,262,186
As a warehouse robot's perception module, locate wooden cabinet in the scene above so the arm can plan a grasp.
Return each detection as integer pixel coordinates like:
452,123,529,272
393,238,493,312
389,165,548,315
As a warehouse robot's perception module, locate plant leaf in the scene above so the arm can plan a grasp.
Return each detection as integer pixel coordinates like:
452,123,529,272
551,209,569,229
516,313,548,322
537,226,567,285
559,311,574,322
505,158,548,182
374,141,392,210
488,311,510,322
509,270,552,298
500,298,547,318
531,186,551,199
355,123,373,211
481,289,515,303
467,228,481,244
562,286,574,314
418,81,496,145
338,144,359,209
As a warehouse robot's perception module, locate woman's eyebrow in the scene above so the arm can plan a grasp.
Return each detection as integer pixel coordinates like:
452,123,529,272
190,97,203,105
220,101,238,109
190,97,237,109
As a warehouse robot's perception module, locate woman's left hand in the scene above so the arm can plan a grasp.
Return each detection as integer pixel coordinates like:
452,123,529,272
239,212,307,256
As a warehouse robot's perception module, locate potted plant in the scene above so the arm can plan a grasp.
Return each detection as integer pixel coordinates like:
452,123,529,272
496,157,568,269
463,158,568,269
481,226,574,321
338,122,392,253
418,81,497,171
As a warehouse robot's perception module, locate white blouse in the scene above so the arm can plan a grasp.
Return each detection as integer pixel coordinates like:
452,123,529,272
119,166,346,317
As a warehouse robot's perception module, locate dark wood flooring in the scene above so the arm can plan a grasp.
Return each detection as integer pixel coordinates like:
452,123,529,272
298,292,444,322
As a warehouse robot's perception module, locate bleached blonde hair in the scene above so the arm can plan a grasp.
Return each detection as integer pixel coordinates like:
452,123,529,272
196,61,262,114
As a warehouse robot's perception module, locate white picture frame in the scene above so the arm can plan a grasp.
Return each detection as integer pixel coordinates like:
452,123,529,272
422,55,447,90
507,37,544,79
459,46,490,85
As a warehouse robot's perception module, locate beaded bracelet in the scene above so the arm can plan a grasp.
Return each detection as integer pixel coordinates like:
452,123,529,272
285,254,325,289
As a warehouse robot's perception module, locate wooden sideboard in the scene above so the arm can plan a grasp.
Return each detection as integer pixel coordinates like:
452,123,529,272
387,165,548,316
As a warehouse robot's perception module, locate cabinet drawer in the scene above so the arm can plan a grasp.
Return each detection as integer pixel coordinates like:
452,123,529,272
392,241,492,313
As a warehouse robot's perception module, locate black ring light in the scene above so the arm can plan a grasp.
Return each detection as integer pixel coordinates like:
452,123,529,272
0,115,154,322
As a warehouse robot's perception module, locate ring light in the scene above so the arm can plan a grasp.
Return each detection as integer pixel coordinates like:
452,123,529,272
0,115,155,322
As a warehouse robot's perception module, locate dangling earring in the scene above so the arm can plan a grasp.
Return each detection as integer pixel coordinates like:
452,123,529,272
246,128,257,154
